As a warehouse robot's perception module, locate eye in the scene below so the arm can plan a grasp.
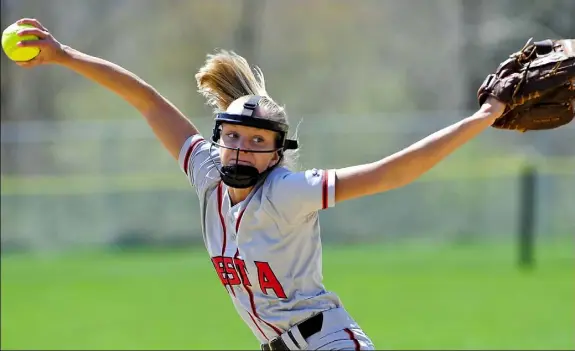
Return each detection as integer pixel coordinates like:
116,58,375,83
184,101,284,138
252,136,265,143
225,132,238,139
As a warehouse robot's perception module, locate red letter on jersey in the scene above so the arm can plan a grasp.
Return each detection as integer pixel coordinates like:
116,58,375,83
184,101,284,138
233,257,252,286
211,256,241,286
255,261,287,298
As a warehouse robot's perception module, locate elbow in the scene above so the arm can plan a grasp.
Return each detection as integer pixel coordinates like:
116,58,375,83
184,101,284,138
392,165,431,189
137,91,169,115
126,83,164,113
373,159,424,193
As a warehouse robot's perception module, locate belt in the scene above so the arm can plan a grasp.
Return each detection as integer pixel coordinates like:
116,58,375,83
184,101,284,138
261,312,324,351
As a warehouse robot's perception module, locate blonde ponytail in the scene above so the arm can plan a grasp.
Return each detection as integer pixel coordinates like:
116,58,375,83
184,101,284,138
195,49,267,112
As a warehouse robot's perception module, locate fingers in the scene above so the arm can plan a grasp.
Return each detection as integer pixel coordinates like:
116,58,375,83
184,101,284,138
17,39,50,48
17,18,48,31
18,28,49,39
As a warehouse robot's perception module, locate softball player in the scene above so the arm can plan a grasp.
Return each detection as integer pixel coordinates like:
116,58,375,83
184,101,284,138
14,18,506,350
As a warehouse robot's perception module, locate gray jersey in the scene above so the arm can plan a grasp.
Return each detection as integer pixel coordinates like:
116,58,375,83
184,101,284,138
178,134,345,344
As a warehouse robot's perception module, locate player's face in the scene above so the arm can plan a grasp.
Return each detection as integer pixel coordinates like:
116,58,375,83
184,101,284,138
219,123,280,173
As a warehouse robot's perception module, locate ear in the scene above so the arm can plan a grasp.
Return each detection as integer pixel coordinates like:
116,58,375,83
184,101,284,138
270,150,281,166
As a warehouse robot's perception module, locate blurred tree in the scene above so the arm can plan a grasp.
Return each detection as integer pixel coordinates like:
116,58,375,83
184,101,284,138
460,0,485,110
234,0,265,64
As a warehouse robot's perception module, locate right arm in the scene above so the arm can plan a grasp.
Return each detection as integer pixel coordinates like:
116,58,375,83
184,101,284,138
267,100,505,221
15,18,198,161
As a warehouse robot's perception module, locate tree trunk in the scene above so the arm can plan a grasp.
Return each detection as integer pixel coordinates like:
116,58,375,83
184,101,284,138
234,0,265,64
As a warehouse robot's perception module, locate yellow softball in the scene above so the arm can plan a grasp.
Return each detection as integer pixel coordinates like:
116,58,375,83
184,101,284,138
2,23,40,62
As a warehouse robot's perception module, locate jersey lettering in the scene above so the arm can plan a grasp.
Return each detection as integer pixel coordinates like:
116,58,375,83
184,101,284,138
233,257,252,286
211,257,286,298
211,256,241,285
255,261,287,299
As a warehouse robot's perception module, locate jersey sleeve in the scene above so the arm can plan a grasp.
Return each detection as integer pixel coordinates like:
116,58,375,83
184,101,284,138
178,134,221,197
267,168,336,220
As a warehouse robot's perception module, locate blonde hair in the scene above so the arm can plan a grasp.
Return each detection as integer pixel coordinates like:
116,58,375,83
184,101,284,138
195,49,299,170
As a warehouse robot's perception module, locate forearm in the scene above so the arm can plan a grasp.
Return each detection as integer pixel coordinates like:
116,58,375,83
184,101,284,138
374,104,499,189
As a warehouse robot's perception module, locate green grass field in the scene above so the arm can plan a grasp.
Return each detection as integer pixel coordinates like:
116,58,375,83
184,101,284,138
2,240,574,350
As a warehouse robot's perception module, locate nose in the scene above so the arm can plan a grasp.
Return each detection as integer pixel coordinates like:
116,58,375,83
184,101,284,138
236,136,251,152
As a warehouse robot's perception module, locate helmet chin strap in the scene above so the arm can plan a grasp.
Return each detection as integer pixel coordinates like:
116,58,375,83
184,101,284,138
220,164,261,189
209,143,284,189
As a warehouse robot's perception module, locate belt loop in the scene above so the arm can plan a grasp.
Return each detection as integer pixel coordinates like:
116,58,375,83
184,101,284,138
288,326,308,350
280,331,301,350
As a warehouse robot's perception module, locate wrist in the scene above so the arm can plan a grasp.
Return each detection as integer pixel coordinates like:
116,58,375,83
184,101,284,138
480,97,506,121
53,45,75,65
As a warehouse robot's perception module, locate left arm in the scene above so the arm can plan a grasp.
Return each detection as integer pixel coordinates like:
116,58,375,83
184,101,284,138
334,98,505,203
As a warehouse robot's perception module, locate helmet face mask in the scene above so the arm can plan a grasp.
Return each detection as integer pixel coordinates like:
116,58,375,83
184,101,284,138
209,96,298,189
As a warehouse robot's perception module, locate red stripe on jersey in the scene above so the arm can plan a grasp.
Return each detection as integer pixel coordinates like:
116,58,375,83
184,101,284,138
321,170,329,209
344,328,361,350
241,264,283,336
234,249,273,341
220,190,274,340
234,209,283,338
235,208,246,232
260,316,283,336
234,245,282,340
183,137,204,176
248,313,269,342
217,183,235,298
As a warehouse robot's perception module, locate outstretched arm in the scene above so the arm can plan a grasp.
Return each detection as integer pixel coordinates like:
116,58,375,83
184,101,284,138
15,18,199,161
334,98,505,203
